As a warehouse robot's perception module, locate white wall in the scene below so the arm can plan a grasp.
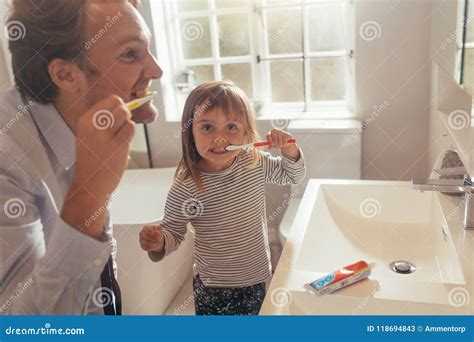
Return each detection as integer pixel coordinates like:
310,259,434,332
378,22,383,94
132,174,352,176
355,0,466,180
148,0,454,182
355,0,434,180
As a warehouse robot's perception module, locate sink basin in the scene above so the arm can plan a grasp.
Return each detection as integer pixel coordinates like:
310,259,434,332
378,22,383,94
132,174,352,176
260,180,473,315
295,183,465,285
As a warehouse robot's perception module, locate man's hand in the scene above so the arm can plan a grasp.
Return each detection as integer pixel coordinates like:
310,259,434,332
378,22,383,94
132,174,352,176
139,225,165,253
61,96,135,239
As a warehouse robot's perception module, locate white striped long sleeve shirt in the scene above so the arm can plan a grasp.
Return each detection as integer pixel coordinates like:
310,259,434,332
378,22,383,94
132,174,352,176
153,149,305,287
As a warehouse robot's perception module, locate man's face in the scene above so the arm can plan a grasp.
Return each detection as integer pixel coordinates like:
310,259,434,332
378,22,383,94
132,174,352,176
81,1,162,123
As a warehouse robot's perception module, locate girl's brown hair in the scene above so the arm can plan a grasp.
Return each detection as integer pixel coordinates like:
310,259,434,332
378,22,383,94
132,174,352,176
176,80,260,191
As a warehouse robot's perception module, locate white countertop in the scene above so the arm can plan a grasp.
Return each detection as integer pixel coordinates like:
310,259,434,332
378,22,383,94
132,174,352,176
260,179,474,315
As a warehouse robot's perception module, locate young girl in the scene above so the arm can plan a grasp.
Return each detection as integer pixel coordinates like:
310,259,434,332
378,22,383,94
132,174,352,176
139,81,305,315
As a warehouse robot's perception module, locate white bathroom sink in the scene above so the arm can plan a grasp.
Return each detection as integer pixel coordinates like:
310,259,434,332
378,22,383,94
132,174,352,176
295,183,465,285
260,180,473,315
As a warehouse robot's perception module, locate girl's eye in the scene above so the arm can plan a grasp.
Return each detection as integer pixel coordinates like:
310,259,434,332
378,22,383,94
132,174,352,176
120,49,137,62
200,124,213,133
227,123,238,132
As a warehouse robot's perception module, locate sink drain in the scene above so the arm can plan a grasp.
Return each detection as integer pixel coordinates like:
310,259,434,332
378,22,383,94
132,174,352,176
390,261,416,274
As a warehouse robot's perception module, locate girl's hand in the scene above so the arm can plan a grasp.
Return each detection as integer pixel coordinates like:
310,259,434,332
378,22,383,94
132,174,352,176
139,225,165,253
266,128,300,160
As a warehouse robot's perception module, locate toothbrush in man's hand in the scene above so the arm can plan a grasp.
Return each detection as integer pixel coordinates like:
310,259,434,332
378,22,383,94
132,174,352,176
225,139,296,151
125,91,158,110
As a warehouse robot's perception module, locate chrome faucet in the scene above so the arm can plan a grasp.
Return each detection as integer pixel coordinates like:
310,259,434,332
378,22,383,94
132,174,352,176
412,166,474,230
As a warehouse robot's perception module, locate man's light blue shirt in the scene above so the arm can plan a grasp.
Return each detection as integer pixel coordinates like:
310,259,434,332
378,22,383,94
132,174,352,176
0,87,116,315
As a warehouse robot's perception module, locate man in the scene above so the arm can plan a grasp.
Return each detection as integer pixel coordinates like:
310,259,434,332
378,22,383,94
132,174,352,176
0,0,162,314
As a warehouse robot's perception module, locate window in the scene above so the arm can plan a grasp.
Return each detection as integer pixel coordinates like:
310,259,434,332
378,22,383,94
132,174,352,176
459,0,474,97
154,0,353,121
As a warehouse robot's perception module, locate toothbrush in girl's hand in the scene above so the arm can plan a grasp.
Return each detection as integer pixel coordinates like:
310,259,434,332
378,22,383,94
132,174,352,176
225,138,296,151
125,91,158,110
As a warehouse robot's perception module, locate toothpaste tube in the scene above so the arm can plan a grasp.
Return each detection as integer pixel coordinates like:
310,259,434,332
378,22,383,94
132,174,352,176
305,260,375,295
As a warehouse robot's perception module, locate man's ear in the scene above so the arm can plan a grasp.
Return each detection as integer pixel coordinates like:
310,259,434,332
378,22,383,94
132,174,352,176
48,59,86,94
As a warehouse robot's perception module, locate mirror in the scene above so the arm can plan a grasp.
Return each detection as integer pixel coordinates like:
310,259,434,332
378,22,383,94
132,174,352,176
433,63,472,174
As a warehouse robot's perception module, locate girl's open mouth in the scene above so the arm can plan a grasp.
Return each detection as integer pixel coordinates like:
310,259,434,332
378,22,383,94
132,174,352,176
210,147,229,155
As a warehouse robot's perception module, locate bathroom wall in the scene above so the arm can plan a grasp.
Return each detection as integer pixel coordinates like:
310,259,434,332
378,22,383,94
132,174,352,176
148,0,444,183
354,0,434,181
356,0,466,181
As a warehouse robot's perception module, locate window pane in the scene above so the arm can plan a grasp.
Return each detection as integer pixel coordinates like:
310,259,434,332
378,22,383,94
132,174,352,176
218,14,250,57
310,58,346,101
309,5,345,52
178,0,208,12
215,0,251,8
188,65,215,84
463,50,474,96
266,8,302,55
270,60,304,102
221,63,253,97
180,17,212,59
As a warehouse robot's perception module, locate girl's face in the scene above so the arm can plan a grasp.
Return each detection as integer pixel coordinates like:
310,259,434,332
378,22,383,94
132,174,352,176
192,107,247,172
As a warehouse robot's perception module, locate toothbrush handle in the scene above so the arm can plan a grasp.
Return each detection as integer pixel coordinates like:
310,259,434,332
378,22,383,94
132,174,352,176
254,138,296,148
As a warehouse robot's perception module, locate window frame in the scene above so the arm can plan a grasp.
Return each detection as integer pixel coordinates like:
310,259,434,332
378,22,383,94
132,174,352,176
155,0,354,122
457,0,468,85
457,0,474,91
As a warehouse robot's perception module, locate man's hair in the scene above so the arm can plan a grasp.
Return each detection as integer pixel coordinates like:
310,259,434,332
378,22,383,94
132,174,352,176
6,0,138,104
